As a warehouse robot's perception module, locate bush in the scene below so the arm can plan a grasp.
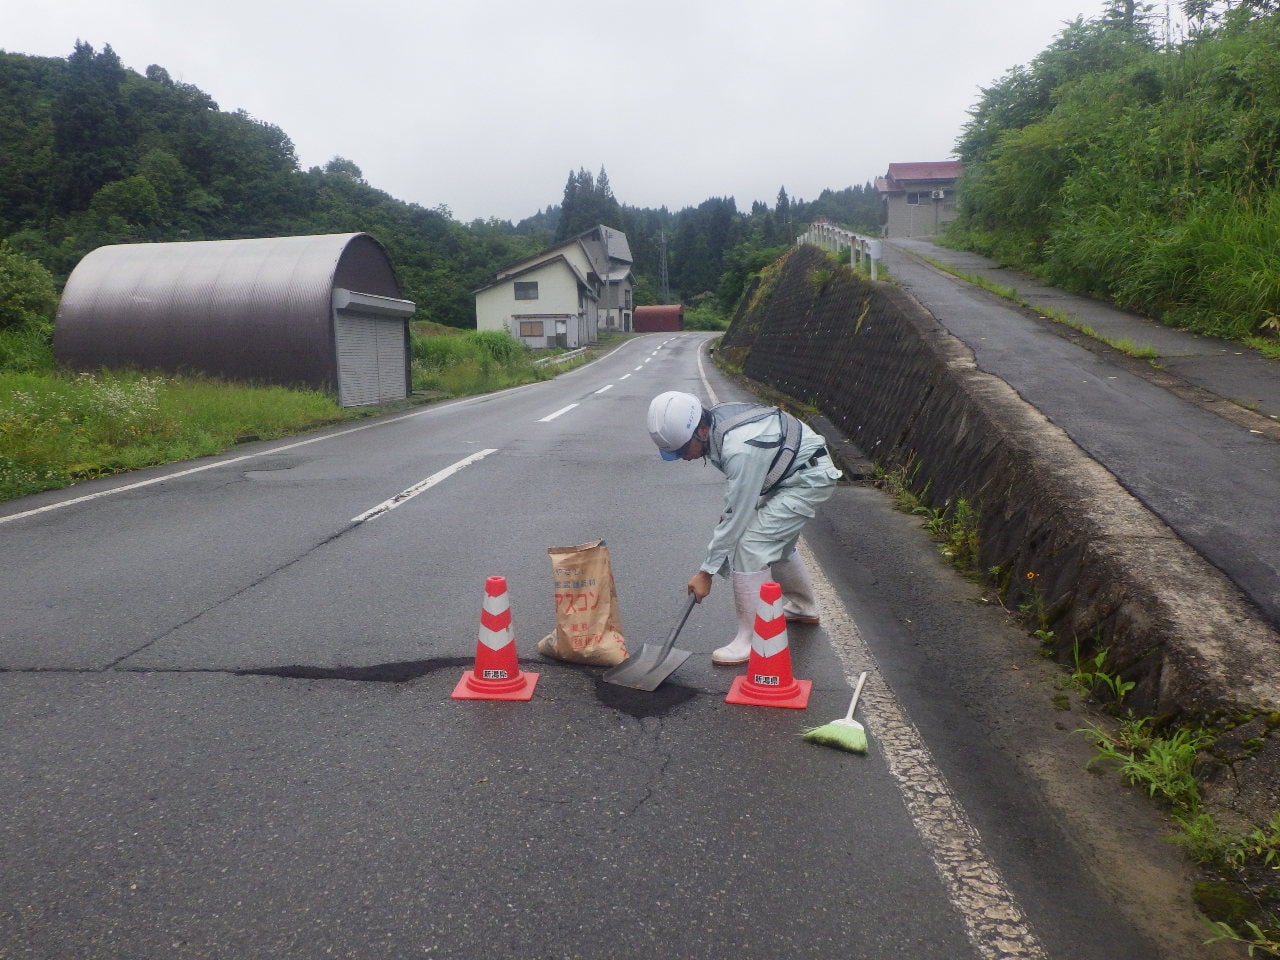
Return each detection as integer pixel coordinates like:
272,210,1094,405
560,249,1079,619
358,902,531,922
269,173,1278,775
469,330,526,364
0,241,58,333
0,322,54,372
0,242,57,373
411,330,526,367
409,329,545,397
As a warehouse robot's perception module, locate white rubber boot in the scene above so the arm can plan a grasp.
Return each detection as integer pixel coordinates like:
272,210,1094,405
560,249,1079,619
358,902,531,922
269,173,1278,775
712,570,770,665
771,550,819,624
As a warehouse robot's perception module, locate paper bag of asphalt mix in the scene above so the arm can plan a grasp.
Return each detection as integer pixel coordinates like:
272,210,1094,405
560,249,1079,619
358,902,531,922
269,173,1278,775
537,539,629,666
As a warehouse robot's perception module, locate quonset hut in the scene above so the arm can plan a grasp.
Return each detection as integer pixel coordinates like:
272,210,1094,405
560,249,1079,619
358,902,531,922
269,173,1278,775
54,233,416,407
633,304,684,332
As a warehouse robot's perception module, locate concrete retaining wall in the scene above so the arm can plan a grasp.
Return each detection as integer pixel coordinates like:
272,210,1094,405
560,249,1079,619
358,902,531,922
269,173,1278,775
721,245,1280,739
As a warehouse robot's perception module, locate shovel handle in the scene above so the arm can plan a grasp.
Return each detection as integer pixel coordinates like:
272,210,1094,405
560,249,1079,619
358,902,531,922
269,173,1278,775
655,593,698,660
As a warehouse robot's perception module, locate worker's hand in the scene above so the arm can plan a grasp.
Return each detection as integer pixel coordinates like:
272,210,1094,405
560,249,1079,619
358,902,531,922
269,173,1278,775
688,571,712,602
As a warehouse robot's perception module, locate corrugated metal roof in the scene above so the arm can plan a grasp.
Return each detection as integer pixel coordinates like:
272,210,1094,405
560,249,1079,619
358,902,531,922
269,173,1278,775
488,224,632,282
55,233,405,393
880,161,964,186
598,225,633,264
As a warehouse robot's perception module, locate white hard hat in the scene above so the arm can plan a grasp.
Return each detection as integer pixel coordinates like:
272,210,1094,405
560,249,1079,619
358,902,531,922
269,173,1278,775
647,391,702,460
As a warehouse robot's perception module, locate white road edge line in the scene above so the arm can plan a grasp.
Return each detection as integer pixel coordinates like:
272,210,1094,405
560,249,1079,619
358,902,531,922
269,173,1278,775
351,449,497,524
538,403,579,422
0,408,441,526
801,538,1048,960
706,335,1040,954
1,330,650,526
697,340,717,405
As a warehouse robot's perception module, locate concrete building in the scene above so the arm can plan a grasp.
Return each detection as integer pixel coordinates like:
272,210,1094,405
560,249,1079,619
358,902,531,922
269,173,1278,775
875,161,964,238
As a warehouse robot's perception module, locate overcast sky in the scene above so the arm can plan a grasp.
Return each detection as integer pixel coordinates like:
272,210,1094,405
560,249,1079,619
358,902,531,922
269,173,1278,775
6,0,1115,223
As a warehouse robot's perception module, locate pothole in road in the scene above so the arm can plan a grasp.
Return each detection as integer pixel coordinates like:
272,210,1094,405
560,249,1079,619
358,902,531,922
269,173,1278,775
593,678,698,718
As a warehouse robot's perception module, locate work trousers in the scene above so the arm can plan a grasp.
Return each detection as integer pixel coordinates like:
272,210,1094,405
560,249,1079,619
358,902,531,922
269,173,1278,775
729,462,838,574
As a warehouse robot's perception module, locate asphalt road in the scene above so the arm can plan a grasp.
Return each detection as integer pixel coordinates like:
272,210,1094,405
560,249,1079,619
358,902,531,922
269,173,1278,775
0,335,1207,959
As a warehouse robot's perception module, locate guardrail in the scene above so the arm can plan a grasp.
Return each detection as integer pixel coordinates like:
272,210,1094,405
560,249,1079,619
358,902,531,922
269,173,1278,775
797,222,883,281
533,347,587,367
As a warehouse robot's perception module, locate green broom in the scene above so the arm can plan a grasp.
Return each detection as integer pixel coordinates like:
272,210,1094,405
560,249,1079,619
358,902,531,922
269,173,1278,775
802,670,869,753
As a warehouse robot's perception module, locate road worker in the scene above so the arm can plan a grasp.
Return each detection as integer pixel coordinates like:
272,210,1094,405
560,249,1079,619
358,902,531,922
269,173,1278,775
646,390,842,664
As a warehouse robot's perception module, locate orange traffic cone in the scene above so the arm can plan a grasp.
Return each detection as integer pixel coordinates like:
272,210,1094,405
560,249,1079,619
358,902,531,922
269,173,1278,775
726,580,812,709
452,576,539,701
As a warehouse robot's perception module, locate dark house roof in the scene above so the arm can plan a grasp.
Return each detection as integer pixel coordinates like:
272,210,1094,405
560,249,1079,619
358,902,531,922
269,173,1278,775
875,161,965,194
471,253,593,297
485,223,631,287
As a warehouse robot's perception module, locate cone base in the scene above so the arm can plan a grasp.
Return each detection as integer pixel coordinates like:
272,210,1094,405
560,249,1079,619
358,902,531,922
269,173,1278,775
451,671,539,701
726,675,811,709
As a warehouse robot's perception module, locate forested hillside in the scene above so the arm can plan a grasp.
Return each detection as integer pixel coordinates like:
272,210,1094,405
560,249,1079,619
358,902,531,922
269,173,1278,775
0,42,548,328
953,1,1280,352
0,41,882,332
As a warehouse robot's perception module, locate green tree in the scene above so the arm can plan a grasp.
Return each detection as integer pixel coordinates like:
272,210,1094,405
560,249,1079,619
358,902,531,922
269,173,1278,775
0,52,60,233
775,187,792,240
0,241,57,331
51,42,134,211
323,156,365,182
88,175,161,228
0,44,904,337
556,166,622,240
1101,1,1158,34
670,196,738,297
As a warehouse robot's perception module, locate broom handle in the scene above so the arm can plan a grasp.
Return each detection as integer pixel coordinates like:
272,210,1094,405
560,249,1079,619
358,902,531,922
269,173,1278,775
844,671,869,721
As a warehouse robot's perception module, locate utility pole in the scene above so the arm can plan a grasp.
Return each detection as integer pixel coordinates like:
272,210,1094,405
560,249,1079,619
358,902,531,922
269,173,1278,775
658,231,670,304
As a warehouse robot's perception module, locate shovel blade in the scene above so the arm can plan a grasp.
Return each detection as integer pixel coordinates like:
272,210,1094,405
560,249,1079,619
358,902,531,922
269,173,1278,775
602,644,693,691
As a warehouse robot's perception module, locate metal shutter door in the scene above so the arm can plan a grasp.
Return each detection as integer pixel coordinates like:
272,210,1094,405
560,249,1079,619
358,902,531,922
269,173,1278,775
336,314,379,406
336,314,407,407
374,319,406,404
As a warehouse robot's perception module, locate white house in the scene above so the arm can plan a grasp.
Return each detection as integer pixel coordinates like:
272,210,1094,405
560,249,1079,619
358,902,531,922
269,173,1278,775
474,224,634,348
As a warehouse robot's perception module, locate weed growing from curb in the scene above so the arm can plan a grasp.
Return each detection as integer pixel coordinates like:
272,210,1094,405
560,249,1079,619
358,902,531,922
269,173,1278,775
873,463,982,574
1069,638,1136,706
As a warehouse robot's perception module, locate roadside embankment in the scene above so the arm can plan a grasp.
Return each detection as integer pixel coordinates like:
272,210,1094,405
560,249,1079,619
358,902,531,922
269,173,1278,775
719,244,1280,824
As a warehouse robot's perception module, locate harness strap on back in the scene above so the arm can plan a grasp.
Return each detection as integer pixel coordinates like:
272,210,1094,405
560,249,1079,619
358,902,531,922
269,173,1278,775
710,403,803,496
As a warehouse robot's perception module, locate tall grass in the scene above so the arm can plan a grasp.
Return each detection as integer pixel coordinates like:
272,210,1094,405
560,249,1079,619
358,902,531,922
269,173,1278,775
0,320,56,373
411,329,550,396
1043,182,1280,344
953,12,1280,356
0,329,572,503
0,370,344,501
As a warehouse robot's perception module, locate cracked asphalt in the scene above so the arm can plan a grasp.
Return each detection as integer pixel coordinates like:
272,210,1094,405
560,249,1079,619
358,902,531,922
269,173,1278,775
0,334,1197,959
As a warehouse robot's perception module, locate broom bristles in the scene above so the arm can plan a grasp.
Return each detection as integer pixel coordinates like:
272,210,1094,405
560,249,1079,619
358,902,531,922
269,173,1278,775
801,718,868,754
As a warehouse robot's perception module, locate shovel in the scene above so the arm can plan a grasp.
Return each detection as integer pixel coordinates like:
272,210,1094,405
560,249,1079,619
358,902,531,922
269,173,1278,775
602,593,696,691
